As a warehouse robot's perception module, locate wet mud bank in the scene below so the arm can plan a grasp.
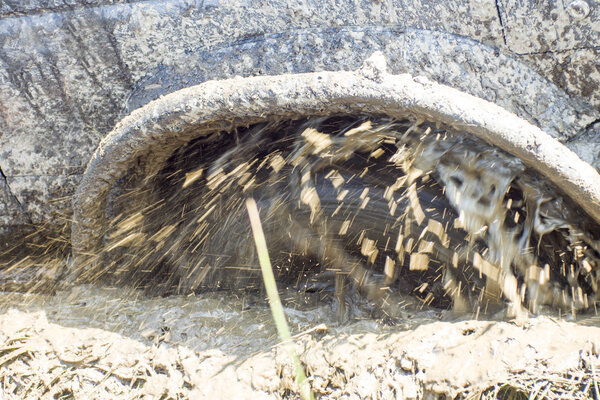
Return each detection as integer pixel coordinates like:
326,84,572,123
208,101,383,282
0,286,599,399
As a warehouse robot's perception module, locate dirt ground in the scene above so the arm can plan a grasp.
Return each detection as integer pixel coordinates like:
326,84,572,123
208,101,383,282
0,285,598,399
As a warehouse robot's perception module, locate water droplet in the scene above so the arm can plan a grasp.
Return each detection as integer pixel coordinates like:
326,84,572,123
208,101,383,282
567,0,590,20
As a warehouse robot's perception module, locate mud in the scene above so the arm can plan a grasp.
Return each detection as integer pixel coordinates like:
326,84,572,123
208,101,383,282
0,285,599,399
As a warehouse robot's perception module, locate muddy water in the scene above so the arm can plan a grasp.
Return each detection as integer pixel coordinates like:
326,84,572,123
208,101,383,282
0,285,443,357
0,284,598,399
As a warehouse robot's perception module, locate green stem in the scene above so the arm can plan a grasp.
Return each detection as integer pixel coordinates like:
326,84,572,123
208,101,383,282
246,197,314,400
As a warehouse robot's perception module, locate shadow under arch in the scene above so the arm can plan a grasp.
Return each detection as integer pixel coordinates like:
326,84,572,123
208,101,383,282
71,53,600,275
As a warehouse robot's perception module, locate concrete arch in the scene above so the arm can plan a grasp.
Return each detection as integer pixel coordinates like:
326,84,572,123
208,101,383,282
71,53,600,260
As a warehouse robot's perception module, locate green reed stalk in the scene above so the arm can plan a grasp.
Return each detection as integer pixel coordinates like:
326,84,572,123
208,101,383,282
245,197,314,400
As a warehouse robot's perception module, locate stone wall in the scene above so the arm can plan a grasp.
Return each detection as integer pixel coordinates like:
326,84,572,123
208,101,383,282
0,0,598,240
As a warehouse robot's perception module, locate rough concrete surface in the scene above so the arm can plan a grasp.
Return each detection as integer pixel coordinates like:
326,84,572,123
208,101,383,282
497,0,600,53
568,121,600,170
126,27,595,139
0,0,133,17
520,46,600,112
0,0,599,239
0,171,29,230
7,174,80,225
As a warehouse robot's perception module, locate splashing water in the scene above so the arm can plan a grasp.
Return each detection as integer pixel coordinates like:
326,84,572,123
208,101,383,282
92,116,600,319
